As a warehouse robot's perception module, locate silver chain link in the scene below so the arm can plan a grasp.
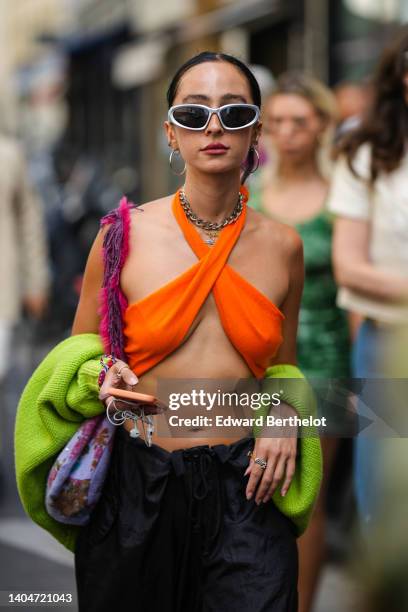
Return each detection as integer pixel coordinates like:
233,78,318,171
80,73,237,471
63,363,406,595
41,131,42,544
179,188,244,231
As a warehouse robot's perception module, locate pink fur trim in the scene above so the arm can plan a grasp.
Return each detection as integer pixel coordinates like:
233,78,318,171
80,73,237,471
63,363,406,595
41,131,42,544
118,197,131,274
98,287,111,354
97,196,134,357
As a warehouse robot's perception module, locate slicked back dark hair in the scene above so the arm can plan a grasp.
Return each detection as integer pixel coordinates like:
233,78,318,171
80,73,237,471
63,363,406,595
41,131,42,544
166,51,261,184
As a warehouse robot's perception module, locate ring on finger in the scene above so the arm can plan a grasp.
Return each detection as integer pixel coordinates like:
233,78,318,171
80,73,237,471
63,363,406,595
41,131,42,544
116,364,130,378
254,457,268,470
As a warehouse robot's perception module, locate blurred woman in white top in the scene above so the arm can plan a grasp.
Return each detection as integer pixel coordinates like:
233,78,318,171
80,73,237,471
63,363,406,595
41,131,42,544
326,27,408,532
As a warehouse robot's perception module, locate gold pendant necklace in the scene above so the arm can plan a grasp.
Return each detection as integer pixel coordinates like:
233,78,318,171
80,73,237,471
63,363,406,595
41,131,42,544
203,228,220,246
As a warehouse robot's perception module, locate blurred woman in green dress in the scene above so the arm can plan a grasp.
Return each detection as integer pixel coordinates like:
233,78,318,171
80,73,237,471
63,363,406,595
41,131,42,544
249,72,351,612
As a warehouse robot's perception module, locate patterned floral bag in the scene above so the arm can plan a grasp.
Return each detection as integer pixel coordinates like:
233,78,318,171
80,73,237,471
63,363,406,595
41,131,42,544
45,197,134,525
45,416,115,525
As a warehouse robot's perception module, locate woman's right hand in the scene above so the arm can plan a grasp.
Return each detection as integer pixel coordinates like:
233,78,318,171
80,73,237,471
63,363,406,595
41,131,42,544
98,360,163,419
99,360,140,413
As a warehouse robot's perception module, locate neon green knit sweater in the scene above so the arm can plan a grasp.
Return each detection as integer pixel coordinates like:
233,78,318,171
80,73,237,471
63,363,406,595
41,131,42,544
15,334,104,553
15,334,322,553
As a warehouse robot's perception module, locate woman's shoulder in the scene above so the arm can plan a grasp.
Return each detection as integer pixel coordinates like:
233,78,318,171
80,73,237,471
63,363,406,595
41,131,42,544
101,193,175,234
102,193,168,216
129,194,174,219
247,205,302,260
128,195,177,242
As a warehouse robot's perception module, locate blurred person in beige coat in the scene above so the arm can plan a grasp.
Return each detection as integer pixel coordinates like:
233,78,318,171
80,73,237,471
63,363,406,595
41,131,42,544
0,134,50,381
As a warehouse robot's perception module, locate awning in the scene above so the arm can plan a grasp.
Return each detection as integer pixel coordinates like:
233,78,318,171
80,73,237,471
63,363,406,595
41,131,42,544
175,0,289,43
113,0,292,88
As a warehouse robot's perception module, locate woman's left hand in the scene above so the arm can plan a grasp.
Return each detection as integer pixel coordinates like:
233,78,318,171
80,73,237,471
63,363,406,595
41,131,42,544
244,403,298,504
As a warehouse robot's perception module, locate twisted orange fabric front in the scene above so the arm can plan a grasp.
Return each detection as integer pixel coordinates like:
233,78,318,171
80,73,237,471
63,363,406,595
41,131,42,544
123,186,285,378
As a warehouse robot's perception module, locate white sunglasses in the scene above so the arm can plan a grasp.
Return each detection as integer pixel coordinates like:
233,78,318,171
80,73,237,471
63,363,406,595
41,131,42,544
168,103,260,131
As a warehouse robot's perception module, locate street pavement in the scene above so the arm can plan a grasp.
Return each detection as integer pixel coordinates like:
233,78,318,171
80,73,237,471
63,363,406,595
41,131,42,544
0,327,361,611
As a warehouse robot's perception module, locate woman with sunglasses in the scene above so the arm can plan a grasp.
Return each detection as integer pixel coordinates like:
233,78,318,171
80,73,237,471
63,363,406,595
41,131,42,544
71,51,317,612
248,73,351,612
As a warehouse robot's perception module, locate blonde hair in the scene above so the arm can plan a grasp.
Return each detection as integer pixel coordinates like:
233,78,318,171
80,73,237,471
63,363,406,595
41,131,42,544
261,71,338,182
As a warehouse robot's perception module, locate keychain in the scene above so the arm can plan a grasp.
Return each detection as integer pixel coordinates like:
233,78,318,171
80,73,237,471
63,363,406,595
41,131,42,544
106,399,155,447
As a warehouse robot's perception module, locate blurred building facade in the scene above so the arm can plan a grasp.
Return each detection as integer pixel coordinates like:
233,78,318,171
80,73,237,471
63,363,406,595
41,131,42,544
1,0,408,202
0,0,71,134
330,0,408,82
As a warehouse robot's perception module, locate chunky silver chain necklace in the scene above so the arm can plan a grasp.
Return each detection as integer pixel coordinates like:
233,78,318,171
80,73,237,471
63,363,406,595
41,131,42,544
179,188,244,232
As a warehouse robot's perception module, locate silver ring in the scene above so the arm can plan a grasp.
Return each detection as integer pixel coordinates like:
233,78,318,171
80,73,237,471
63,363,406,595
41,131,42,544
116,364,130,378
254,457,268,470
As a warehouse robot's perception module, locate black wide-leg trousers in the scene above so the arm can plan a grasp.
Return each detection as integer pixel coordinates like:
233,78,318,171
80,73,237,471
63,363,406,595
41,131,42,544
75,427,298,612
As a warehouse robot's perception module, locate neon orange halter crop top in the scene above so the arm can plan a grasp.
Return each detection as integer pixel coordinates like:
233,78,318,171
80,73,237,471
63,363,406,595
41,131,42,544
123,186,285,379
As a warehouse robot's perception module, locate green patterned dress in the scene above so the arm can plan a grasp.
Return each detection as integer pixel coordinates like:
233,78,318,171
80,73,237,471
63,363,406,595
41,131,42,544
249,185,350,379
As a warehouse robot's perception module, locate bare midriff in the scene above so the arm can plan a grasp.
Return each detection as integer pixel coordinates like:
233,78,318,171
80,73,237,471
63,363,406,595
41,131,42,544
122,418,247,451
122,300,255,451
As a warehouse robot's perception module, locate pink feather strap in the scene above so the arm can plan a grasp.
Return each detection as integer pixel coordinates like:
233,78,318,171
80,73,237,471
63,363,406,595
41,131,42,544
98,196,136,360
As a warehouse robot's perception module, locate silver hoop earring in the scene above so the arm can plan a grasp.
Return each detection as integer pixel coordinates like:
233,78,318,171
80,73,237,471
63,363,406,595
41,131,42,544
169,149,186,176
249,146,260,174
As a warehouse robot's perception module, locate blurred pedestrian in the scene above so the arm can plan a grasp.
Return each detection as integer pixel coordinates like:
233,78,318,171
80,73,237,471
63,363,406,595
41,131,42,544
0,132,50,496
0,134,50,369
357,337,408,612
327,27,408,535
248,72,351,612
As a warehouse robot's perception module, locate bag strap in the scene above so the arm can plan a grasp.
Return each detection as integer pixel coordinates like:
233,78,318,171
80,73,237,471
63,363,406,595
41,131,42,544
98,196,136,360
